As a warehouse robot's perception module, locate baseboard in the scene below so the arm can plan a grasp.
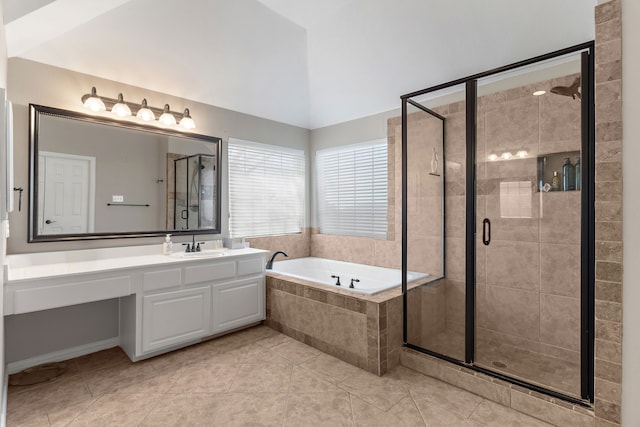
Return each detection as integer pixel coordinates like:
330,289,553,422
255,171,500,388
6,337,120,375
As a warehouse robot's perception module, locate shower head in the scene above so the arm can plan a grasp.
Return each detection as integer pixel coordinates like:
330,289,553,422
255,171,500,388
550,77,581,100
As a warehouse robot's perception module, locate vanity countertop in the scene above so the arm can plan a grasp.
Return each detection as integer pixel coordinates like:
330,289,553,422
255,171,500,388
4,245,268,283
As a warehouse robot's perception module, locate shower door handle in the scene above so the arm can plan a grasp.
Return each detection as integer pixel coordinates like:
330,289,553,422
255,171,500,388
482,218,491,246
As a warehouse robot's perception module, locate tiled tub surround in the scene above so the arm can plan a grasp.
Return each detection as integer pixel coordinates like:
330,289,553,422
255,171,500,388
270,256,429,295
266,273,436,376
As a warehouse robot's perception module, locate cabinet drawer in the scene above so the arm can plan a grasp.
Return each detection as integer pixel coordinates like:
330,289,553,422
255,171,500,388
142,286,211,353
143,268,182,292
237,257,264,277
14,276,131,314
184,261,235,285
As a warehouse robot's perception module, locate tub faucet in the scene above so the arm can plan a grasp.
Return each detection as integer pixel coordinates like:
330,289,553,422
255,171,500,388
331,275,341,286
266,251,288,269
350,278,360,289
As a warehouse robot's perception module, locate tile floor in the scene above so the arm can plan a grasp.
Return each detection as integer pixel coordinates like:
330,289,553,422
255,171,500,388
7,325,555,426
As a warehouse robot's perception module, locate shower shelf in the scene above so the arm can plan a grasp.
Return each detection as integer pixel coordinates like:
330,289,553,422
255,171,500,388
536,150,581,193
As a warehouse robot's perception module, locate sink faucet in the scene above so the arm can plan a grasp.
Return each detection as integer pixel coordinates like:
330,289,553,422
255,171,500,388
182,235,204,252
266,251,288,269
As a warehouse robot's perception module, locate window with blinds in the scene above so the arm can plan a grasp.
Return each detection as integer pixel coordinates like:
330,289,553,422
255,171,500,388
228,138,305,238
316,139,388,238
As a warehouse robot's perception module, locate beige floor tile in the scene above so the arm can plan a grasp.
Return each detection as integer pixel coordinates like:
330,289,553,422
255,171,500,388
351,395,425,426
68,392,161,427
140,392,227,426
81,361,166,397
412,397,468,426
243,343,295,365
284,392,354,426
271,339,324,364
254,331,294,349
230,363,293,392
389,365,484,418
168,363,240,393
5,412,51,427
387,396,430,426
214,392,287,426
289,365,342,393
300,352,365,384
411,382,483,419
71,346,131,373
338,370,409,411
469,399,555,426
7,372,93,416
47,398,97,427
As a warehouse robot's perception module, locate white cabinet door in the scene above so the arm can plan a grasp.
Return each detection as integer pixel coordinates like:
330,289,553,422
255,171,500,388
142,286,211,353
211,277,265,334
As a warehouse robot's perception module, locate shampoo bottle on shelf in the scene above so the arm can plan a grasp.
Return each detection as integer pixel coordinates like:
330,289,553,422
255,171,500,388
551,171,561,191
562,157,576,191
163,234,173,255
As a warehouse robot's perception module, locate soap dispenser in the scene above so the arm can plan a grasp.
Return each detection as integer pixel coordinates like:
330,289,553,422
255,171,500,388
163,234,173,255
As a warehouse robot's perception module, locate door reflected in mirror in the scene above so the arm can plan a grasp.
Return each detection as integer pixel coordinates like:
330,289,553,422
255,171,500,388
30,105,221,242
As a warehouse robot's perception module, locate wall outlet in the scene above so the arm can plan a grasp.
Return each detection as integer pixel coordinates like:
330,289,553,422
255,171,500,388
112,195,124,203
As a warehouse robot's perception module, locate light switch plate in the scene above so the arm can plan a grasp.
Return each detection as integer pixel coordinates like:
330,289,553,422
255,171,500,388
112,195,124,202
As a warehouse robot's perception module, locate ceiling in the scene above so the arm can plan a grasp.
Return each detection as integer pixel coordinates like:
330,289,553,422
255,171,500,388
2,0,596,130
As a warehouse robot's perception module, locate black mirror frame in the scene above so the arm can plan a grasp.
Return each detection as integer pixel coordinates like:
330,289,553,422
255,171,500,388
28,104,222,242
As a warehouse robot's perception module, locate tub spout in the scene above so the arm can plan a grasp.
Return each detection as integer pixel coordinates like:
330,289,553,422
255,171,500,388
266,251,288,269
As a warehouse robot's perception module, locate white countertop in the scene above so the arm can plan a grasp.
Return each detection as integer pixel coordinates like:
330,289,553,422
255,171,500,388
4,245,267,283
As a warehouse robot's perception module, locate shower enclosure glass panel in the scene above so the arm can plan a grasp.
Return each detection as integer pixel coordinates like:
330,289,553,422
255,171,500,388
174,154,216,230
402,43,594,403
404,85,465,362
474,53,584,397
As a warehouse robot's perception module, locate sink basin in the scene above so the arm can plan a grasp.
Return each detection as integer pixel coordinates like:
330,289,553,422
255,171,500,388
170,249,228,258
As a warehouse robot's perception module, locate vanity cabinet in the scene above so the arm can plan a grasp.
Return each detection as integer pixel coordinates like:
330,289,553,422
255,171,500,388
4,247,267,368
125,250,267,361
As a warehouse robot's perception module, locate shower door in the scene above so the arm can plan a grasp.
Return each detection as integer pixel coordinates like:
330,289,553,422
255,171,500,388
473,50,589,399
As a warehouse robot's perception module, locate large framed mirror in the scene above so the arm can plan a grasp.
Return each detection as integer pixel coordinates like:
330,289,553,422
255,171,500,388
29,104,222,242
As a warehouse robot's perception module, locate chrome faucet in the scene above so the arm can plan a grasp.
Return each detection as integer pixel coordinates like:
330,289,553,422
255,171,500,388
266,251,288,269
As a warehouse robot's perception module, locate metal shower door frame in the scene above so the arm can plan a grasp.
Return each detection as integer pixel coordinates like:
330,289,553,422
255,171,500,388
401,41,595,405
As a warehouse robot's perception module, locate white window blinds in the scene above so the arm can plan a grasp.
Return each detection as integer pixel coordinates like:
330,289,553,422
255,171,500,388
228,138,305,238
316,139,388,238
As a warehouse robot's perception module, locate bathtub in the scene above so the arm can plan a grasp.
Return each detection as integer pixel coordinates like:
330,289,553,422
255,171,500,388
270,257,428,295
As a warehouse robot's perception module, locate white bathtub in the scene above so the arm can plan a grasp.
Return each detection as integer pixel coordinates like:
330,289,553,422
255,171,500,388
270,257,428,295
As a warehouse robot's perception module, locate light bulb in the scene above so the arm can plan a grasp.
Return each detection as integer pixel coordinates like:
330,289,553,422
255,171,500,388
533,90,546,96
159,104,176,126
111,93,132,117
136,99,155,121
179,108,196,129
501,152,512,160
516,150,528,158
488,153,498,161
83,87,106,112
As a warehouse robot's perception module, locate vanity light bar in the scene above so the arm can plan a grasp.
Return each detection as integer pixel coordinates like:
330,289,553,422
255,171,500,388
487,150,528,161
81,87,196,130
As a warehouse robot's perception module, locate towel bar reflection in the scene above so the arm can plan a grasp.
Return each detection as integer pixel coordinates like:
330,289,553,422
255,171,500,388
106,203,150,207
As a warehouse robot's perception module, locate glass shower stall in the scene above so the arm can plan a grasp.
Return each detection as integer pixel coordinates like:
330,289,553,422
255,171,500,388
402,42,595,404
174,154,216,230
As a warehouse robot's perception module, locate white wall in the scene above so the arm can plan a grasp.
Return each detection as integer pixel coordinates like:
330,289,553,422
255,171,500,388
621,0,640,423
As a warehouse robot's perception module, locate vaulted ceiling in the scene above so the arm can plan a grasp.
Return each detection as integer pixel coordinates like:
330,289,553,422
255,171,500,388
2,0,596,129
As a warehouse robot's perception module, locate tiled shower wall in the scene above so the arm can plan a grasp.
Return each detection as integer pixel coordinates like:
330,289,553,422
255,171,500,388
593,0,623,424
